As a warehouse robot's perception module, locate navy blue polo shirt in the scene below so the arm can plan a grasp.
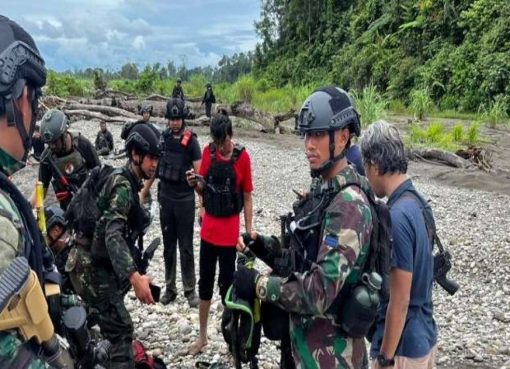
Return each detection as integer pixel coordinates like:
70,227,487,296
370,179,437,358
346,144,365,176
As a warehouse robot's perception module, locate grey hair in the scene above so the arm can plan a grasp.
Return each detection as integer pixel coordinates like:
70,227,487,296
360,120,408,175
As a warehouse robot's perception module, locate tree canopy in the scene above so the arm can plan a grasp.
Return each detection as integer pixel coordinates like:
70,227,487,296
253,0,510,112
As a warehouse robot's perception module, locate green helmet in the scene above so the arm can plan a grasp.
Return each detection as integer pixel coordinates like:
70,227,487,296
40,109,67,143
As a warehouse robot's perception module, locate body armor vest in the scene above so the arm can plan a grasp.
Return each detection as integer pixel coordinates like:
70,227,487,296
157,130,193,183
203,144,245,217
50,141,88,192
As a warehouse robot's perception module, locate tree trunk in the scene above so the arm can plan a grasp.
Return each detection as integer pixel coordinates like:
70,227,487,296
406,148,473,168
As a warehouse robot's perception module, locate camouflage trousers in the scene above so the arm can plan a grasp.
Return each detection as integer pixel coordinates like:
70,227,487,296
90,266,134,369
66,245,99,326
0,332,46,369
290,318,368,369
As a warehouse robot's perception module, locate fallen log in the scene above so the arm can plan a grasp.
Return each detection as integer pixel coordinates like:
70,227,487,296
144,94,169,102
406,148,473,168
64,109,133,123
65,103,138,118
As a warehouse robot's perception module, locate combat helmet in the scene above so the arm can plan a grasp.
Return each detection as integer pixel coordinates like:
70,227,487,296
0,15,46,162
45,204,67,231
165,98,187,120
298,86,361,177
124,122,162,158
40,109,68,143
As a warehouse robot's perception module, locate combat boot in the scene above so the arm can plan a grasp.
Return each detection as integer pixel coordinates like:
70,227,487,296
160,290,177,305
185,291,199,308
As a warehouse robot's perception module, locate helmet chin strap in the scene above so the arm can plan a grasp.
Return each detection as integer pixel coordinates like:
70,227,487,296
5,97,35,164
310,130,346,178
132,155,151,180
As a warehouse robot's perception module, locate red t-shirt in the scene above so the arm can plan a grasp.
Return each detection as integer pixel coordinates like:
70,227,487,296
199,143,253,246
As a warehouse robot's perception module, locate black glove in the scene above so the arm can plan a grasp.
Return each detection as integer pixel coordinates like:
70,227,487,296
241,232,267,259
233,265,259,302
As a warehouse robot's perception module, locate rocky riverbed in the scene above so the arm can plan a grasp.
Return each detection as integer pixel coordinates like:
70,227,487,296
12,118,510,369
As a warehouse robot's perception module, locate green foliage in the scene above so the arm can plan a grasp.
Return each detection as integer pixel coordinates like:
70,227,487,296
410,88,433,121
467,122,480,144
254,0,510,114
135,66,158,94
351,84,387,127
234,75,257,103
479,95,509,128
451,124,464,142
408,120,482,151
185,74,208,99
45,71,92,97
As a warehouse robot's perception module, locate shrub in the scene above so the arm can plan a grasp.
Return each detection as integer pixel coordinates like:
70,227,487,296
467,122,480,144
426,122,444,143
410,88,433,121
235,75,256,103
451,123,464,142
351,84,387,127
480,95,509,128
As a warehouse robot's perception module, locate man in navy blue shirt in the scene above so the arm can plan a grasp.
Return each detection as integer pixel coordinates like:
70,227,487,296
360,121,437,369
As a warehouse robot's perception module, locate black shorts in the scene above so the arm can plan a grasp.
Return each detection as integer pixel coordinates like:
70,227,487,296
198,239,236,302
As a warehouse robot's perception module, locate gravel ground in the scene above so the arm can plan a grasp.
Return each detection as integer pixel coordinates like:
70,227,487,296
12,119,510,369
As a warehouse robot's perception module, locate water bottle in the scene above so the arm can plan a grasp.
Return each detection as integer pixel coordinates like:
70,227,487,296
339,272,382,338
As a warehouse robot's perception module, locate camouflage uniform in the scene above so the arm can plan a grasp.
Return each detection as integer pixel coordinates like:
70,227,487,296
0,164,47,368
89,167,141,369
256,166,373,369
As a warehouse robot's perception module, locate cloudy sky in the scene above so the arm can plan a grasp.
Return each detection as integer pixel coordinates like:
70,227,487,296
1,1,261,72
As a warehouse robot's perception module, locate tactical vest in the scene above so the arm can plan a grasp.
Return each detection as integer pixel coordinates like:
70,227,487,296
157,129,194,183
286,184,337,274
203,143,245,217
0,172,47,287
121,169,150,244
50,139,88,192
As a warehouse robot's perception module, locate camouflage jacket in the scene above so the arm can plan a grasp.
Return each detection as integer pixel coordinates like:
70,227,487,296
0,187,46,368
91,166,141,281
256,166,373,369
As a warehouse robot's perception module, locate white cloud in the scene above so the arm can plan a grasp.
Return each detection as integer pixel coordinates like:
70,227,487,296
3,1,260,71
132,35,146,50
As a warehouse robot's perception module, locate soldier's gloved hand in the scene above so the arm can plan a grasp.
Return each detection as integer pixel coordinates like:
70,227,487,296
239,232,266,257
233,265,259,302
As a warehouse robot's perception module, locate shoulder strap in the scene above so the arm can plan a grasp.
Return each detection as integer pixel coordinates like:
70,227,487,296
0,172,44,284
398,189,445,253
232,144,245,162
209,143,216,163
113,167,140,205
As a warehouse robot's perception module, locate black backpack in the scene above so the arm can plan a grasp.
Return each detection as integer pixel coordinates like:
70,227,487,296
331,182,393,339
65,165,136,245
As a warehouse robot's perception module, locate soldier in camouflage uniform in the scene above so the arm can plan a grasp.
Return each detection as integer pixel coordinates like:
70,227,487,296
234,87,373,369
95,121,114,156
89,122,161,369
0,15,49,368
33,108,100,210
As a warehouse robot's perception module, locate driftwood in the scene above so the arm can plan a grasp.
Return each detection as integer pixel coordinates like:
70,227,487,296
230,101,296,133
53,95,296,134
93,89,135,99
64,109,134,123
456,146,493,172
144,94,169,102
65,103,137,118
407,148,473,168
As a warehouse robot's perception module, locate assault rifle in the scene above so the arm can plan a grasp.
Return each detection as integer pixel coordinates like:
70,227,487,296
42,150,79,204
122,237,162,300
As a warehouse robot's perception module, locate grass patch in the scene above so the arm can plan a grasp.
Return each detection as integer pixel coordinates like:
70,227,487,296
407,121,483,151
351,84,388,127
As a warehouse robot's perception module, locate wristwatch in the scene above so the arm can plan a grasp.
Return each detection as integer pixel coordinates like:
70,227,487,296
377,353,395,367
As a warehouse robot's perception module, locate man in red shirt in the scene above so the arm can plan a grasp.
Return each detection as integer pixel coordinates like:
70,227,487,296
186,113,253,355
